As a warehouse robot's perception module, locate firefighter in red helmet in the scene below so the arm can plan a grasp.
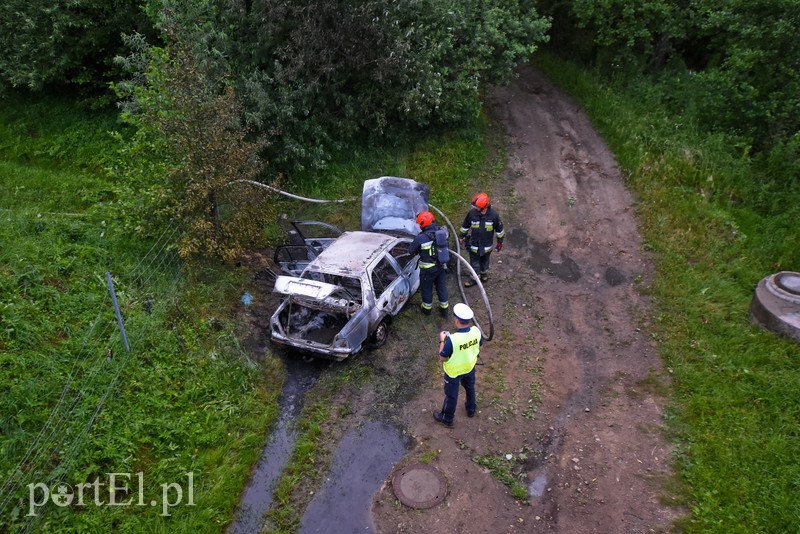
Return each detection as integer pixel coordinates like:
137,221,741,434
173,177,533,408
409,211,450,317
459,193,505,286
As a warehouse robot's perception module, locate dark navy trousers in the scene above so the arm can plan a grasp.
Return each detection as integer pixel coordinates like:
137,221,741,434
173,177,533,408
420,266,449,309
468,251,492,275
441,368,476,423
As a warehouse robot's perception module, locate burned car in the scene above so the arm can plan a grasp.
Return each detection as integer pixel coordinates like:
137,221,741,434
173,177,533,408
269,177,429,359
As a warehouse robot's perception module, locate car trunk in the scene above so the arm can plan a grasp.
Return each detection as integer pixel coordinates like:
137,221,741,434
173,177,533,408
276,300,351,346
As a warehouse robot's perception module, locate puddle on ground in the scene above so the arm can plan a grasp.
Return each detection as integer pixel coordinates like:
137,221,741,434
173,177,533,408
528,472,548,498
299,421,409,533
229,355,325,534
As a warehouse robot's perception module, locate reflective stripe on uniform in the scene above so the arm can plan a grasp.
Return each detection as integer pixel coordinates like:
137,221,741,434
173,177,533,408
420,239,436,268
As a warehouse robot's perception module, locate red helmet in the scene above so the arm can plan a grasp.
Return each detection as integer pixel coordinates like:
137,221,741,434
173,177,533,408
416,211,435,228
472,192,490,210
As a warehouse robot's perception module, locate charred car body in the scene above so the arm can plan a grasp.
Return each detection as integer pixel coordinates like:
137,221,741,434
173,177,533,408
270,177,429,360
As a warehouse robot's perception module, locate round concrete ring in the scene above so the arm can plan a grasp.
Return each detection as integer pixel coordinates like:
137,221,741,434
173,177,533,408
750,271,800,343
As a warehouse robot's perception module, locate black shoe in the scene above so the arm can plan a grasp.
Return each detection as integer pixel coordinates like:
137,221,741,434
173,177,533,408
439,306,449,318
463,278,477,287
419,304,432,316
433,411,453,427
480,273,489,283
467,410,476,418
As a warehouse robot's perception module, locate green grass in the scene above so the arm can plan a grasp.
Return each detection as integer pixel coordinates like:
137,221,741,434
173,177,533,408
0,93,122,174
536,52,800,532
0,96,278,532
472,453,528,501
1,88,506,531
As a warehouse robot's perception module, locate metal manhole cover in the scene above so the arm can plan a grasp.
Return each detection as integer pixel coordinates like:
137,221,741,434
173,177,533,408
392,463,447,509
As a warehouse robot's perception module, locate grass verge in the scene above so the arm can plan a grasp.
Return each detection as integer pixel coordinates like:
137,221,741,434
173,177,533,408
0,97,277,532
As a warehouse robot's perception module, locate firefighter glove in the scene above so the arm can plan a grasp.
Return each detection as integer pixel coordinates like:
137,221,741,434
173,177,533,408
495,242,503,252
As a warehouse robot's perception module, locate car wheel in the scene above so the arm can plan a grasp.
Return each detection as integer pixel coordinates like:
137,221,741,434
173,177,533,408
368,318,390,349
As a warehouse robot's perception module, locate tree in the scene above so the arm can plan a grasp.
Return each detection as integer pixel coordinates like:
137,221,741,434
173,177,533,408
542,0,799,152
114,0,550,259
114,29,275,262
223,0,551,171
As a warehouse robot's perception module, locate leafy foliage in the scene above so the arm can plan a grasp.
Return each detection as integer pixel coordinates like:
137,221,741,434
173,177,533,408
114,30,276,262
168,0,551,172
111,0,548,258
541,0,800,158
0,0,154,92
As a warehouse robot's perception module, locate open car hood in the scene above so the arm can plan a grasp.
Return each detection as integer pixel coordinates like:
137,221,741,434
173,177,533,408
274,276,340,299
273,275,360,308
361,177,430,236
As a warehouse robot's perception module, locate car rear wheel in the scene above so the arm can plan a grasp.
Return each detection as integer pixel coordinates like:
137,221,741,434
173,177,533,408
368,318,390,349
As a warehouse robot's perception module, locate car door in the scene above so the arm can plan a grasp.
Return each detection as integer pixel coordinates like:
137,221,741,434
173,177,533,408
371,254,411,316
273,245,318,276
388,239,420,294
274,221,344,276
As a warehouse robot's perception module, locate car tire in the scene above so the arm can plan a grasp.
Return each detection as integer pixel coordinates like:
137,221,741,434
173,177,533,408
368,318,390,349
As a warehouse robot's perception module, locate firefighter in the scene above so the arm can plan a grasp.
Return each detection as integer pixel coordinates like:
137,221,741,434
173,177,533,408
459,192,505,286
434,303,483,427
409,211,449,317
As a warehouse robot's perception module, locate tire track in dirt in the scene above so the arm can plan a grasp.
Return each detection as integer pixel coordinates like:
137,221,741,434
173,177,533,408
372,64,684,533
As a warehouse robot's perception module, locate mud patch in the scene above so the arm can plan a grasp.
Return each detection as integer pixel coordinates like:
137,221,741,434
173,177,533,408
604,266,625,287
508,228,581,282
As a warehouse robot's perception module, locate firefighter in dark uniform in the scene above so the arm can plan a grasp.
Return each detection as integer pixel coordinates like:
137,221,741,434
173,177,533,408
434,303,483,427
459,192,505,286
409,211,449,317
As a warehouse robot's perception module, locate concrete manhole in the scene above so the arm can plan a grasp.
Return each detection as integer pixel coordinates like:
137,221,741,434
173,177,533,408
750,271,800,343
392,463,447,509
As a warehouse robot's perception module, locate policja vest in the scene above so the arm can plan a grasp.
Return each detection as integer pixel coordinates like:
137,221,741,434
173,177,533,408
443,326,481,377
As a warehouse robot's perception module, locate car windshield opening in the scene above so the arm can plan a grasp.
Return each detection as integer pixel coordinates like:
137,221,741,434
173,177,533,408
300,272,363,304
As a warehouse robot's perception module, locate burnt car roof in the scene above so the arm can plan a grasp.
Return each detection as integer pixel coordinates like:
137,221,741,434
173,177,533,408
303,231,400,276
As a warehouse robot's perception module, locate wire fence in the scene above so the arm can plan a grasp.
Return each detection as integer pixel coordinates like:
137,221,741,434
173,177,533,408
0,222,182,531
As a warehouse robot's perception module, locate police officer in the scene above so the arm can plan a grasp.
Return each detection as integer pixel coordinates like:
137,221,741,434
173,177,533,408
459,192,505,286
409,211,449,317
434,303,483,427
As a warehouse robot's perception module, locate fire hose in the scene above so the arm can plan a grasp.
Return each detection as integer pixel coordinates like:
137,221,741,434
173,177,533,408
227,179,495,341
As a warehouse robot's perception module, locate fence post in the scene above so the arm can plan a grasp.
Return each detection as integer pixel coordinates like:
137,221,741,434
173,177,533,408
106,272,131,353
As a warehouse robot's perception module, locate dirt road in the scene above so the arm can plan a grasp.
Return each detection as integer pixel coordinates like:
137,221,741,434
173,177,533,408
369,64,682,532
